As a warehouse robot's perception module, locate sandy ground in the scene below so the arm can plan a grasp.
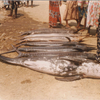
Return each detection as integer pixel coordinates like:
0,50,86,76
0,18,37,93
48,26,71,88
0,1,100,100
19,1,71,24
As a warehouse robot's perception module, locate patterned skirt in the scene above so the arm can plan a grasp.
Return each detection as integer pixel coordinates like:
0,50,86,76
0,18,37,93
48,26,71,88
86,1,100,28
49,0,61,27
63,1,79,20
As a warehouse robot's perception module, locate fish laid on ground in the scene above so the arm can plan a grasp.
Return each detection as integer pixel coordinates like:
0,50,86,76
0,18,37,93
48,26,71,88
0,28,98,81
0,53,99,81
20,28,75,36
19,28,85,43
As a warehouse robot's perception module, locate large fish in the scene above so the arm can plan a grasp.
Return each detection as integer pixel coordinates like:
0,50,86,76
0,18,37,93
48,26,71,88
0,53,100,81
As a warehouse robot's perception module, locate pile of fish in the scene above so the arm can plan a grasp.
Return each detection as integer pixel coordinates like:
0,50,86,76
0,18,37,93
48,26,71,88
0,28,99,81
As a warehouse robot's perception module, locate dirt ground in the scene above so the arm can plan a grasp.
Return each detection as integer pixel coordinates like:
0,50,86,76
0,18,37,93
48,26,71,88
0,5,100,100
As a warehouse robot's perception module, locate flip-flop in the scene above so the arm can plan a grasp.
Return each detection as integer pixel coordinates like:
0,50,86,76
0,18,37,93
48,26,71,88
48,25,52,28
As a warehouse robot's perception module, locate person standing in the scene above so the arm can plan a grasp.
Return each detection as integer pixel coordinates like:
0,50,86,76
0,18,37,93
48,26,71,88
77,0,88,31
8,0,18,18
86,1,100,35
27,0,33,7
49,0,62,28
63,1,79,28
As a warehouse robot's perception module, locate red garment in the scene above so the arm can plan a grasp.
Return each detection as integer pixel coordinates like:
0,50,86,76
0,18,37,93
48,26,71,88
49,0,61,27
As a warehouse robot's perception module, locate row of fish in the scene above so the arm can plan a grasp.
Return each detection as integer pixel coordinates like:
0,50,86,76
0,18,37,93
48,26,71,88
0,28,99,81
19,28,85,42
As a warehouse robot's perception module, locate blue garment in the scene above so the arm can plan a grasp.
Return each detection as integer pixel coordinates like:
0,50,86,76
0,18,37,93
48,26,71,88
78,6,87,18
4,0,9,5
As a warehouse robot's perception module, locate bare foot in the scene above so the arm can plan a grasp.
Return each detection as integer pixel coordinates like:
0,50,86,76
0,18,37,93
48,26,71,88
48,25,52,28
31,5,33,7
95,33,97,37
65,25,70,29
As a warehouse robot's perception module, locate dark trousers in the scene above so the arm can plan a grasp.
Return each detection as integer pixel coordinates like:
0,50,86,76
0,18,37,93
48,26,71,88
27,0,33,6
10,1,17,16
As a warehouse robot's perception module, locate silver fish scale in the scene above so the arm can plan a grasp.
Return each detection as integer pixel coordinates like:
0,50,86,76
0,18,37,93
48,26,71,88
49,58,77,76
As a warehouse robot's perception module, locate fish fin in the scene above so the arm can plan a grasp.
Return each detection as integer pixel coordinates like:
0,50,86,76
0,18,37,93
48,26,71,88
55,75,82,82
60,57,83,65
66,37,71,42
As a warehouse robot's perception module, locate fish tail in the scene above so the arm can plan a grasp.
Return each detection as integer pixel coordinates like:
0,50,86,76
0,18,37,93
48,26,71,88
0,54,14,64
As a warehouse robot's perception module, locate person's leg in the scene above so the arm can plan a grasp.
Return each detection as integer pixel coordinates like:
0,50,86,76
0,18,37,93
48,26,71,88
27,0,29,7
80,7,88,31
76,17,82,29
86,25,91,36
4,5,6,10
84,18,86,28
8,9,13,16
8,1,14,16
79,17,87,32
66,20,70,28
76,6,83,29
95,28,98,36
88,26,91,33
31,0,33,7
15,2,17,18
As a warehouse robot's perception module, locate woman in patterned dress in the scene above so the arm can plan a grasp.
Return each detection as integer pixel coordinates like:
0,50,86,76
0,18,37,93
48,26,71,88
86,1,100,35
49,0,62,28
